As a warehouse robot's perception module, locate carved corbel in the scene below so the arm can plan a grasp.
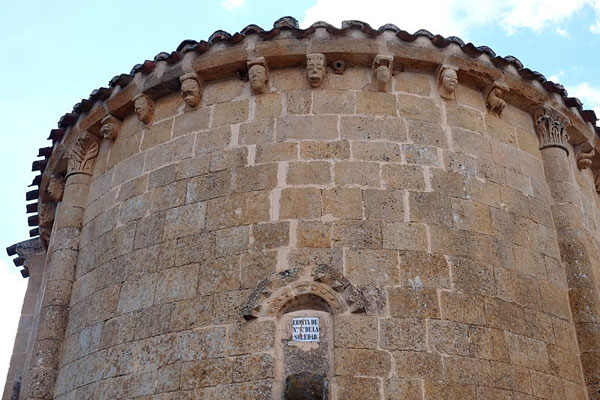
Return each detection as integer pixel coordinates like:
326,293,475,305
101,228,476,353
533,106,571,155
575,142,595,169
306,53,326,88
484,80,509,116
133,93,155,125
66,132,100,177
372,55,393,92
180,72,203,108
436,64,458,101
247,57,269,95
47,176,65,202
100,114,122,141
595,169,600,194
38,202,56,249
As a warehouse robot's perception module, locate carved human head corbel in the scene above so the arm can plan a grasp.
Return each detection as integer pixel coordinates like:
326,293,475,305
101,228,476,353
133,93,155,124
180,73,203,108
47,176,65,202
306,53,326,88
372,55,393,92
247,57,269,95
100,114,122,141
436,64,459,101
485,80,510,116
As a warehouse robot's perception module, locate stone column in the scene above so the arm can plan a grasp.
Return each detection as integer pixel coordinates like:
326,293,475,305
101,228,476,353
534,106,600,397
22,133,99,400
2,239,45,400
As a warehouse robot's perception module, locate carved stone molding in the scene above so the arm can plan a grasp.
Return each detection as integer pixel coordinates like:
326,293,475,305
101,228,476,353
100,114,122,141
247,57,269,95
575,142,595,169
372,54,393,92
66,132,100,177
179,72,203,108
306,53,326,88
241,264,367,319
533,106,571,154
484,80,509,116
436,64,458,101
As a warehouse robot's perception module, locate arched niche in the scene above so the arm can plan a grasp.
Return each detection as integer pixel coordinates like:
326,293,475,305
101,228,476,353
241,265,367,400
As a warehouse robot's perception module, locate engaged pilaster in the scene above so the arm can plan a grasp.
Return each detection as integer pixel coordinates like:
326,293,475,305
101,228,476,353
534,106,600,395
23,133,99,400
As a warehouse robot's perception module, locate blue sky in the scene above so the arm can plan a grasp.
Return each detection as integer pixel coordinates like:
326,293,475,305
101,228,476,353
1,0,599,387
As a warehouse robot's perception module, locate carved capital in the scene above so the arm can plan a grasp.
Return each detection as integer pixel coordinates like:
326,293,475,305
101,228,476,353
66,132,100,177
485,80,509,116
575,142,595,170
533,106,571,154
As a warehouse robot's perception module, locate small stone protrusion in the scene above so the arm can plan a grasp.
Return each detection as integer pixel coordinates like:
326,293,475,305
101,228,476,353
484,80,509,116
133,93,155,125
100,114,122,141
436,64,458,101
331,59,346,75
575,142,595,169
372,55,393,92
306,53,326,88
247,57,269,95
179,73,203,108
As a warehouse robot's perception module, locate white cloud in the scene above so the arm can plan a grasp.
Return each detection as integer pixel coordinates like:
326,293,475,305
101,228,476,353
591,19,600,34
0,261,27,391
221,0,245,11
301,0,600,39
567,82,600,117
548,71,565,82
555,27,569,37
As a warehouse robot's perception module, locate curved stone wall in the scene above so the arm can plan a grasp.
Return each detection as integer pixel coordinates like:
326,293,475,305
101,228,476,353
12,18,600,400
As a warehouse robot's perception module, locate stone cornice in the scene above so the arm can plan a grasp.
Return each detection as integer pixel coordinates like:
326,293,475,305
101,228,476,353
24,16,600,246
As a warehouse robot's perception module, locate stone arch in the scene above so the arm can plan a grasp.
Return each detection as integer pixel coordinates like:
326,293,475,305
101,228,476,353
241,264,367,320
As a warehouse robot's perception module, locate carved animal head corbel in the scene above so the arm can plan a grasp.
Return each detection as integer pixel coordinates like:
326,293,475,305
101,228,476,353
372,55,393,92
484,80,510,116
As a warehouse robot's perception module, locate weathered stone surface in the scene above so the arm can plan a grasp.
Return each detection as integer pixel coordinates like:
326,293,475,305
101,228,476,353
25,33,597,400
334,349,391,376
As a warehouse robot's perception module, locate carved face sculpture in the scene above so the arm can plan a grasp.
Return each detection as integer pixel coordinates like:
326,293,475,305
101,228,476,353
134,95,154,124
306,54,325,88
375,65,391,91
249,65,268,94
47,178,64,202
181,78,201,108
440,68,458,99
100,122,114,139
